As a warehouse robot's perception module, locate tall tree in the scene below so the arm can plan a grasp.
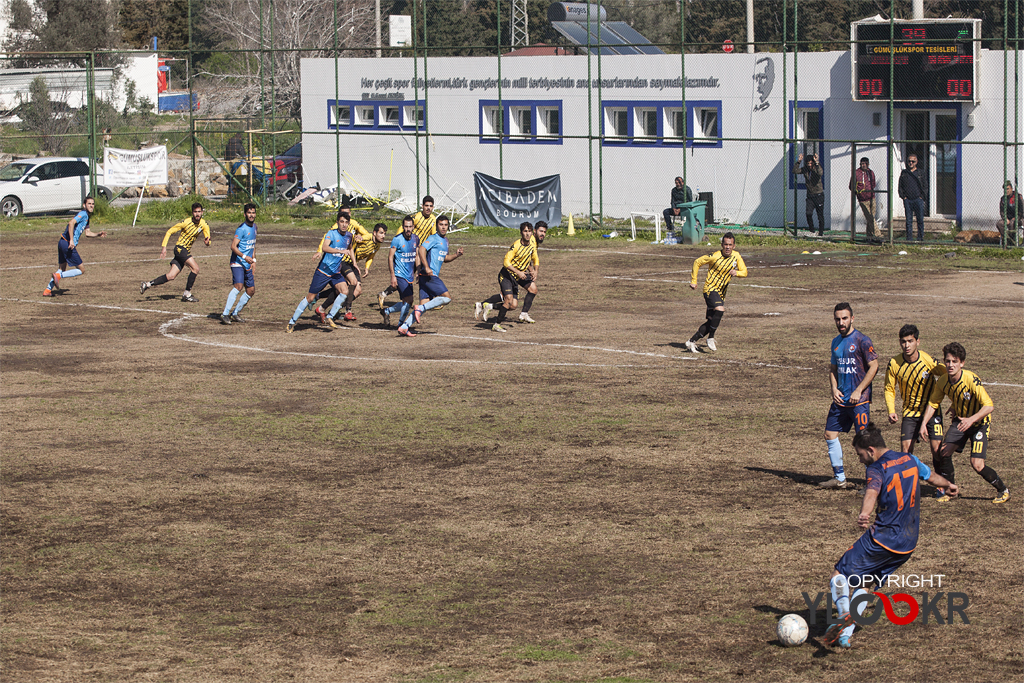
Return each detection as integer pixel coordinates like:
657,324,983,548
2,0,123,67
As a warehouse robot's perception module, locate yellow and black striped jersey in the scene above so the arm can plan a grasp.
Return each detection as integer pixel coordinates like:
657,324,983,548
161,218,211,250
347,223,383,269
691,249,747,297
884,352,943,417
927,368,993,424
503,238,539,272
412,211,437,244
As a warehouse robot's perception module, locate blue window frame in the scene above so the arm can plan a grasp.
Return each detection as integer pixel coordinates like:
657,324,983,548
478,100,563,145
600,100,722,147
788,100,824,190
328,99,426,131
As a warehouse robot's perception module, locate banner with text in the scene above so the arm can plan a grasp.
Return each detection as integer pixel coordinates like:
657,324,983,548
104,146,168,186
474,172,561,229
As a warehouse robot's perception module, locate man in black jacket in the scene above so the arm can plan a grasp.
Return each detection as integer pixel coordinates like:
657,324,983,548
898,154,928,241
794,153,825,235
663,177,694,231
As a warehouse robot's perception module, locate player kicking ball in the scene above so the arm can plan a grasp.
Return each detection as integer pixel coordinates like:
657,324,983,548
823,423,956,649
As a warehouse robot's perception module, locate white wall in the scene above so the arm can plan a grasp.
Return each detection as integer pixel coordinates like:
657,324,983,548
300,50,1022,229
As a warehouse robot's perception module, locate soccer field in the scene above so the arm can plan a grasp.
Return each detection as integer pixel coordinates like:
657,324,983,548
2,222,1022,682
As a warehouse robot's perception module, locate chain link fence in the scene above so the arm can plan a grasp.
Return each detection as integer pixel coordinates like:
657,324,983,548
1,0,1021,246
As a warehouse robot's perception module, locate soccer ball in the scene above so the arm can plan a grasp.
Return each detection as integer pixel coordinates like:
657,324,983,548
777,614,808,647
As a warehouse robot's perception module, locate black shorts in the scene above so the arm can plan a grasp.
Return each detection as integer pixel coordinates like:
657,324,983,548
900,413,943,443
338,260,360,281
498,267,531,298
945,421,989,459
703,291,725,310
171,245,192,269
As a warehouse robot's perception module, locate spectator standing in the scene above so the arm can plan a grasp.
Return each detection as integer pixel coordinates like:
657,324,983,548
898,154,927,241
849,157,877,239
794,153,825,236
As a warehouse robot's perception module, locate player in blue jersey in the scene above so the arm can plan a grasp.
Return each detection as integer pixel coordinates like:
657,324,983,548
43,196,106,296
405,214,463,334
821,303,879,489
380,215,420,336
220,204,258,325
286,212,357,332
823,424,956,649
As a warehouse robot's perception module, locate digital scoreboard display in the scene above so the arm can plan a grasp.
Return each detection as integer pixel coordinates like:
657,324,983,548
852,19,980,102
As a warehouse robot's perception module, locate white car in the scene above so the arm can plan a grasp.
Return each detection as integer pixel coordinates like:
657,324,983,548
0,157,112,218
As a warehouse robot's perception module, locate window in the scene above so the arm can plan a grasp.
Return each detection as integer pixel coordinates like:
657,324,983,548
664,108,685,140
380,106,400,126
404,104,424,127
57,161,90,178
355,105,375,126
510,107,532,137
601,100,721,147
538,107,560,137
693,107,719,143
605,107,628,138
635,107,657,140
798,109,821,156
478,100,561,145
332,104,351,127
328,99,426,130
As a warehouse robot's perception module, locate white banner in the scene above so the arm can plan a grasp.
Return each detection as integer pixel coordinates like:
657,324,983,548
103,146,168,186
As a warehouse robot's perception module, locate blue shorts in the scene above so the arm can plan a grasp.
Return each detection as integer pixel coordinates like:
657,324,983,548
418,275,448,300
826,402,871,434
309,269,344,295
58,239,83,268
834,531,912,588
231,264,255,288
396,279,414,300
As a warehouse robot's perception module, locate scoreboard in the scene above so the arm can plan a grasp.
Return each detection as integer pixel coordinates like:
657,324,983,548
852,19,980,103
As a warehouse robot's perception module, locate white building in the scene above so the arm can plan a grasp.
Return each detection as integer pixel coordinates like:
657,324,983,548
300,48,1023,231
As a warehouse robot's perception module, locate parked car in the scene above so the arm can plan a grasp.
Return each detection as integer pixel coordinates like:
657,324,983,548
0,157,112,218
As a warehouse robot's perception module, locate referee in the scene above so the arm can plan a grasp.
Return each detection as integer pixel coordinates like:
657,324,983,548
140,202,211,302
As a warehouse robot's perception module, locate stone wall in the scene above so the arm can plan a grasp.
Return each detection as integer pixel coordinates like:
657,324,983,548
115,153,232,198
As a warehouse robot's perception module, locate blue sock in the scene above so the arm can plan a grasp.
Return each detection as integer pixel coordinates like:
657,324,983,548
328,294,348,319
827,438,845,481
60,268,83,279
223,289,240,316
830,574,850,618
843,588,868,638
232,292,251,315
421,296,450,312
289,297,309,324
397,302,412,329
384,302,402,315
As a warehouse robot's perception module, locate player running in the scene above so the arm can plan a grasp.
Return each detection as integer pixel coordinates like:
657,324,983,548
883,324,944,461
823,423,956,649
477,222,538,333
476,220,546,324
315,218,388,325
379,215,420,336
406,215,463,334
683,232,747,353
820,303,878,490
378,196,435,309
918,342,1009,504
220,203,258,325
286,212,357,332
43,196,106,296
139,202,211,302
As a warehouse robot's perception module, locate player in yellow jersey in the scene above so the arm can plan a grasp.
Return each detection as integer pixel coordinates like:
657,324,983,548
884,324,945,459
140,202,211,302
475,220,547,324
377,196,436,309
683,232,747,353
481,222,538,333
918,342,1008,504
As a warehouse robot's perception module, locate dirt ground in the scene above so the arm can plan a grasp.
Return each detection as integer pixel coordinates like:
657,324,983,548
2,221,1022,682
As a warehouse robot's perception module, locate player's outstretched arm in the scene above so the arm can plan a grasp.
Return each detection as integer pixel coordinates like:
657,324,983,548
856,487,879,529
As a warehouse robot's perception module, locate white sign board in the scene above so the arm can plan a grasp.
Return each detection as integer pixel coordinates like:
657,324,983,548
389,15,412,47
104,146,168,186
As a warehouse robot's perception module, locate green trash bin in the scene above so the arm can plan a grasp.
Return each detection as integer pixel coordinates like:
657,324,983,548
675,200,707,244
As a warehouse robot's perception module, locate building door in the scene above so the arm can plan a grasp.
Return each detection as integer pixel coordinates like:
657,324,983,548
903,111,931,217
935,114,957,217
901,110,959,219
